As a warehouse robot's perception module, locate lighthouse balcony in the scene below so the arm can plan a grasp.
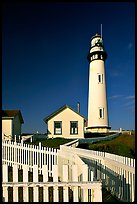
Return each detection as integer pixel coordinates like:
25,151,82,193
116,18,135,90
90,46,104,52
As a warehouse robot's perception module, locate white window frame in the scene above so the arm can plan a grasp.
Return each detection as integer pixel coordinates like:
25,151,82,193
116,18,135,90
70,121,78,135
54,121,62,135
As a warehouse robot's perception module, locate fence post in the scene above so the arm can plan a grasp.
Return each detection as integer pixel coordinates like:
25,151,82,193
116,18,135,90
131,173,135,202
94,183,102,202
13,164,18,202
53,165,59,202
42,165,49,202
21,138,23,144
63,165,69,202
72,165,79,202
2,164,8,202
33,165,39,202
31,136,32,143
23,165,29,202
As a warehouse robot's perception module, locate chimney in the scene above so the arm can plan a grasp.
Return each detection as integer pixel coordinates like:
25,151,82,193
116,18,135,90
77,102,80,113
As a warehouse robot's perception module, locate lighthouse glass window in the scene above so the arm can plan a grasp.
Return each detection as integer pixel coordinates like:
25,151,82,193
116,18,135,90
54,121,62,135
70,121,78,134
98,74,103,83
99,108,104,119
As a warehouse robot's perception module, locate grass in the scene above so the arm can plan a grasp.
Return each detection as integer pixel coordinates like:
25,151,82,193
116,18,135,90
77,132,135,158
25,132,135,158
25,137,74,149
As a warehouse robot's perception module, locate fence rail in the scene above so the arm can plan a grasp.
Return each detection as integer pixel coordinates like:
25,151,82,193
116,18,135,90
2,164,102,202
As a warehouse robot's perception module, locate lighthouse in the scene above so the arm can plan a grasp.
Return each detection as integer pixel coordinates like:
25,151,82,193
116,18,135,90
87,33,110,133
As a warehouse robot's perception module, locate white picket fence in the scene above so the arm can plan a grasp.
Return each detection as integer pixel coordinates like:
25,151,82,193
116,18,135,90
2,139,135,202
2,164,102,202
2,140,58,176
65,144,135,202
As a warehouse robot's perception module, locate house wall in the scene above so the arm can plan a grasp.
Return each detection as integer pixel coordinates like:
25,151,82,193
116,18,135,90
2,115,22,139
13,115,22,138
2,119,13,137
47,108,84,139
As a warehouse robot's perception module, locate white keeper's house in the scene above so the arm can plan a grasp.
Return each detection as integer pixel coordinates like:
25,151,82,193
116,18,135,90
2,110,24,140
43,104,87,139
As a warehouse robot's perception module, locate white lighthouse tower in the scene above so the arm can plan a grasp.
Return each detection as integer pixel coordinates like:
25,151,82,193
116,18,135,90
87,33,110,133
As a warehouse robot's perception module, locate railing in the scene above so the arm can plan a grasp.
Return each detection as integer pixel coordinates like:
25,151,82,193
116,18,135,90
66,146,135,202
2,140,58,176
71,147,135,168
2,164,102,202
63,139,79,147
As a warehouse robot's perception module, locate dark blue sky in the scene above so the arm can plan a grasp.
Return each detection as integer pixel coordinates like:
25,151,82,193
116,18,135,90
2,2,135,133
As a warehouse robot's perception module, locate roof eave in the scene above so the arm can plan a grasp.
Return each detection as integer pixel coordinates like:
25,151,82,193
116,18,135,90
43,104,87,122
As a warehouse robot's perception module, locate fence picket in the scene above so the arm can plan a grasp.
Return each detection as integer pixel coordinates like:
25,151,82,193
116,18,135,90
63,165,69,202
82,164,88,202
72,165,79,202
42,165,48,202
53,165,59,202
13,165,18,202
2,164,8,202
23,165,29,202
33,165,39,202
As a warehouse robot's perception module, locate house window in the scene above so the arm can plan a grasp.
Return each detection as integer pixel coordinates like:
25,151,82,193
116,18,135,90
70,121,78,134
98,74,103,83
99,108,104,119
54,121,62,135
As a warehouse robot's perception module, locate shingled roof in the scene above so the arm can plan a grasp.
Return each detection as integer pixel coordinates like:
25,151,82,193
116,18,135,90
43,104,87,123
2,110,24,123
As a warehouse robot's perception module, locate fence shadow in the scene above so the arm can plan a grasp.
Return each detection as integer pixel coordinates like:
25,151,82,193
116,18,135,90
81,157,132,202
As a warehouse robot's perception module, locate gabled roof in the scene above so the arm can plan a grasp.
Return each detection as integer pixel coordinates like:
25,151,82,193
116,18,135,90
2,110,24,123
43,104,87,123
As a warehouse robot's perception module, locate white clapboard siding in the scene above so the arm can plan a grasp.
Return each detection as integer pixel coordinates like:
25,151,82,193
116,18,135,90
2,164,102,202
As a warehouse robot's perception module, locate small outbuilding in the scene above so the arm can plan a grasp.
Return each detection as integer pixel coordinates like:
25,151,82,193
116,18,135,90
2,110,24,140
43,104,87,139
